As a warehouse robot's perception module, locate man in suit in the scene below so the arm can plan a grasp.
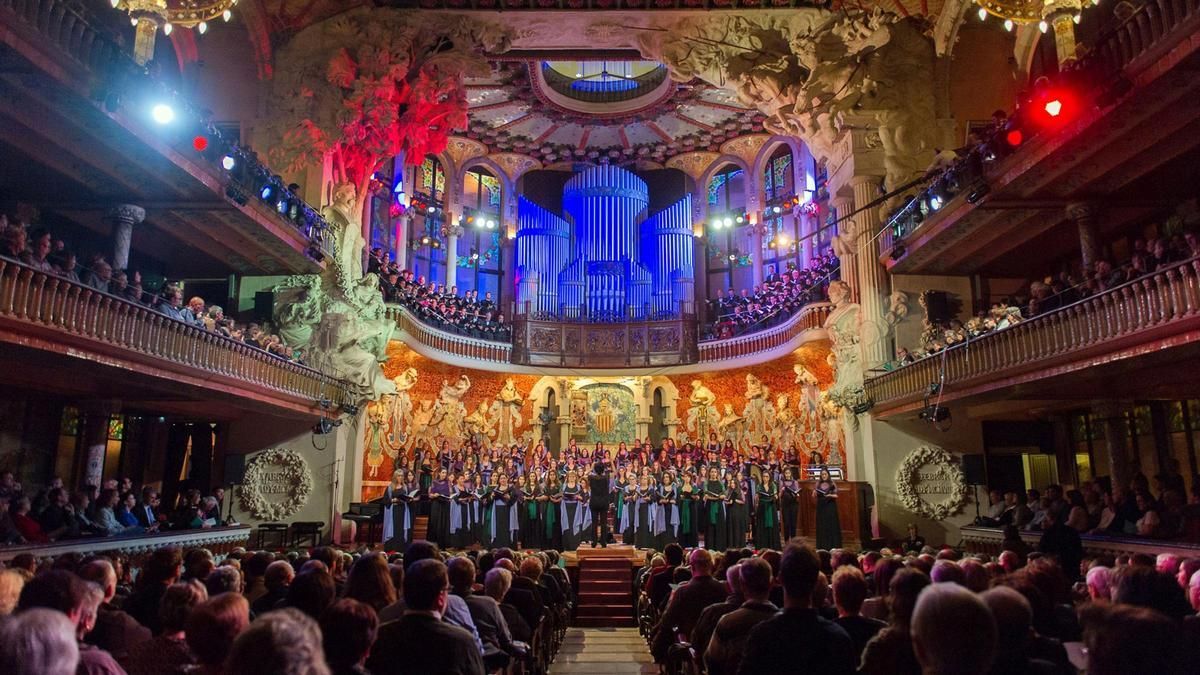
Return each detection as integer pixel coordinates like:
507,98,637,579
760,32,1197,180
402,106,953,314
651,548,728,663
367,559,485,675
588,462,611,547
649,543,685,610
735,543,855,675
134,489,161,529
497,558,545,629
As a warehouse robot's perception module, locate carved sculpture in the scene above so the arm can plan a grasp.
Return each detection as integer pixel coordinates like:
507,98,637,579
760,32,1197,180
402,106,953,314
686,380,720,442
638,9,938,193
491,378,525,446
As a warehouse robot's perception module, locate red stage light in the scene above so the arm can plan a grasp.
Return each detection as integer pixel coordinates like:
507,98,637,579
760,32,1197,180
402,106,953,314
1043,98,1063,117
1006,129,1023,146
192,135,209,152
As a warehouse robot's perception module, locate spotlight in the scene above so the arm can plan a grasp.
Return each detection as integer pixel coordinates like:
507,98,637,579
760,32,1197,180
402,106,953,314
420,235,431,245
1005,129,1023,146
312,417,342,435
735,215,745,224
977,7,987,20
130,17,138,26
772,205,782,214
192,135,209,152
918,405,951,424
1073,13,1081,23
778,235,789,247
198,21,208,34
277,199,288,214
486,219,496,229
427,206,436,214
728,253,736,261
110,0,119,6
928,194,943,211
163,23,172,36
260,184,274,201
1043,98,1063,117
223,9,232,21
1039,20,1048,33
221,155,236,170
1004,19,1014,31
471,252,480,261
723,217,733,227
151,103,175,124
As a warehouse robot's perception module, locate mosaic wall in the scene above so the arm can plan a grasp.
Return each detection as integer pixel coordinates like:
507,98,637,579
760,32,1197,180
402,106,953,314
362,340,841,499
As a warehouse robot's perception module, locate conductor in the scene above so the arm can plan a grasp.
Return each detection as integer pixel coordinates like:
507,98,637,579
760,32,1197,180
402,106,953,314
588,462,611,548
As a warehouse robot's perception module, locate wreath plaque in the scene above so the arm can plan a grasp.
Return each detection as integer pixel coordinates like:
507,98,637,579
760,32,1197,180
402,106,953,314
238,448,313,522
895,446,969,520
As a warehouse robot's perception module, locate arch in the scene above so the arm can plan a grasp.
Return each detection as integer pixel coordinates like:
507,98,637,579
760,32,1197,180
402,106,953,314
697,154,752,193
459,156,515,197
751,136,805,184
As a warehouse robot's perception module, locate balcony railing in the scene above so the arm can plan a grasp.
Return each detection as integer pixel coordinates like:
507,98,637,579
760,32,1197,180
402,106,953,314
961,525,1200,561
865,256,1200,412
0,259,350,411
387,305,513,365
512,313,699,368
0,525,251,565
698,302,832,363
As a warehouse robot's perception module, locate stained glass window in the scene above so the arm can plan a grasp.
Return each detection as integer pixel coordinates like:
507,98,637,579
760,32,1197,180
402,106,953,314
107,415,124,441
707,168,744,208
480,174,501,210
419,157,445,201
60,406,79,436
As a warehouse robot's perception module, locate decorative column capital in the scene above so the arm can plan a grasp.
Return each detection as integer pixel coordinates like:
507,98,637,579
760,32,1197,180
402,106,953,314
1065,202,1103,223
105,204,146,226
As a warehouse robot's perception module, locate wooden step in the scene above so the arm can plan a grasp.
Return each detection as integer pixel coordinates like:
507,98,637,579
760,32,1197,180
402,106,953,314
573,616,637,628
579,579,629,592
579,592,631,605
577,603,632,617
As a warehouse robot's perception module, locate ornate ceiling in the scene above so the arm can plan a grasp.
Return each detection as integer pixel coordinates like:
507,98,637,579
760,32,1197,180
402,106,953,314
460,59,767,163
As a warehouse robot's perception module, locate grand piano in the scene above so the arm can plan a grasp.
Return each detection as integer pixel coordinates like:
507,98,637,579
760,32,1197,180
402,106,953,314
342,498,385,546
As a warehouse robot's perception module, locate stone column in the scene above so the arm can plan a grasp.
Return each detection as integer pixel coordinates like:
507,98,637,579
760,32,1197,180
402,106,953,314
1093,402,1132,492
105,204,145,272
394,213,410,271
1044,0,1083,65
852,176,892,369
750,224,765,286
830,195,858,302
81,401,120,488
445,230,459,291
1067,202,1103,274
796,206,814,268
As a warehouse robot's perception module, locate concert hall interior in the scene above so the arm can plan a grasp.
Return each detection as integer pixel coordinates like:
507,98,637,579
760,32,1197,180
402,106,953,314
2,0,1200,673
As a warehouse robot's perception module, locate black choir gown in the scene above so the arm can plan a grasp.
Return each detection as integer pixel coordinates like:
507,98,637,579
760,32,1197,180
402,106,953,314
726,483,749,549
561,484,584,551
428,482,452,548
815,481,842,550
634,487,659,549
520,486,541,549
703,480,728,551
491,487,517,549
780,481,800,543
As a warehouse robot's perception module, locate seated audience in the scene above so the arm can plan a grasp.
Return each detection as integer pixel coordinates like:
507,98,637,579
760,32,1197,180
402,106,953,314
366,558,485,675
910,583,997,675
650,548,727,662
831,565,886,659
704,556,778,675
0,607,80,675
185,592,250,675
124,580,207,675
320,599,377,675
224,608,328,675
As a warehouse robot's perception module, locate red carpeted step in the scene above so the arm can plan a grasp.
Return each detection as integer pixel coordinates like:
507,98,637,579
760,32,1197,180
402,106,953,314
574,616,636,627
579,592,630,605
577,604,634,618
579,579,629,593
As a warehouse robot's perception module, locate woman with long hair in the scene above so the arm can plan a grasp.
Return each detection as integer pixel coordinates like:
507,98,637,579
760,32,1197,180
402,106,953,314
726,469,749,549
703,467,728,551
342,552,397,612
753,471,781,550
428,468,452,548
780,466,800,542
677,470,699,548
490,473,519,549
814,467,842,550
382,469,412,551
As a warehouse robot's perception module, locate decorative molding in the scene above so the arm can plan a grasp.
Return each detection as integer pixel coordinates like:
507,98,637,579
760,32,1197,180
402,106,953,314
895,446,970,520
720,134,772,167
666,151,722,180
444,137,491,171
238,448,314,522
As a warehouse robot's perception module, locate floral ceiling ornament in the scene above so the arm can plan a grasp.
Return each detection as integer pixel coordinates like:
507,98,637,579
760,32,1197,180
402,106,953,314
238,448,314,522
895,445,970,521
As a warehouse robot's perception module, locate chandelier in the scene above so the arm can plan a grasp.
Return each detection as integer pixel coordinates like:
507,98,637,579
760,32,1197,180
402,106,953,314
110,0,238,65
975,0,1094,32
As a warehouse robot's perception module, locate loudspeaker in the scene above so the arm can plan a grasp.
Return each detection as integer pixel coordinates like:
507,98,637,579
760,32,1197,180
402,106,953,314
254,291,275,322
962,454,986,485
223,453,246,485
923,291,952,325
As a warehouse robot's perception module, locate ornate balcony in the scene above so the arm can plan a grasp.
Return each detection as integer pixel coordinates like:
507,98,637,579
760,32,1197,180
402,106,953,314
389,301,831,371
0,0,332,275
866,257,1200,416
883,0,1200,275
0,259,351,417
0,525,251,565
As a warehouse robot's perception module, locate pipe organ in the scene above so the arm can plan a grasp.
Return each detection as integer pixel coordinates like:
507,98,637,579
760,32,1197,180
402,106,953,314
515,165,694,321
